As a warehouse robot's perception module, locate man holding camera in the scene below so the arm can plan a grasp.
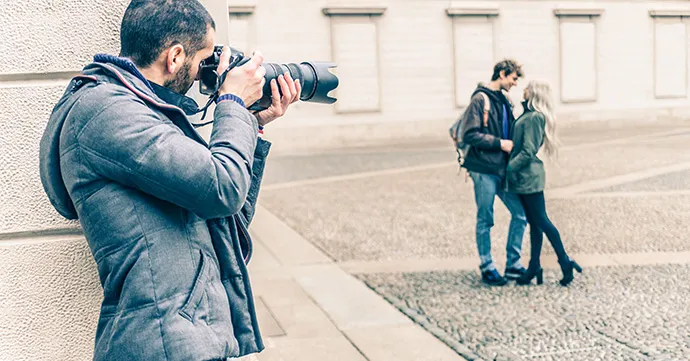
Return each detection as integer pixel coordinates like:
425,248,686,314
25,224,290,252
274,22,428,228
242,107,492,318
39,0,298,360
460,60,528,286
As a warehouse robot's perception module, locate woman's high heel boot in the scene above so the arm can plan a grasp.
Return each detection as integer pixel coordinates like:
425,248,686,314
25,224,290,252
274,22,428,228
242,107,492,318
516,267,543,285
559,259,583,287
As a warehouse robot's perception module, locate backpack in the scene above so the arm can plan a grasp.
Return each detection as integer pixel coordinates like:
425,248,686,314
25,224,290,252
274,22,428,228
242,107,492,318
449,92,490,175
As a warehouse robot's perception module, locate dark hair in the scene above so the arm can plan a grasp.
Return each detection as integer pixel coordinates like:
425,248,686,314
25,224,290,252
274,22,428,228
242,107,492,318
491,59,523,81
119,0,216,68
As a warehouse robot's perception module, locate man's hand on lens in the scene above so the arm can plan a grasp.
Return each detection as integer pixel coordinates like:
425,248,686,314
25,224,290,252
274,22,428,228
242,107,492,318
255,73,301,127
218,46,266,106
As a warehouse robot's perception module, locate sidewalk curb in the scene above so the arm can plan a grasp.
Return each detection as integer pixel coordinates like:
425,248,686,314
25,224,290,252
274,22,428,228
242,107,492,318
355,276,482,361
249,204,467,361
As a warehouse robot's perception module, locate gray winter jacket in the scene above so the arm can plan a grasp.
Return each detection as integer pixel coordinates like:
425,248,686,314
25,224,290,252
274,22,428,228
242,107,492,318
38,59,268,361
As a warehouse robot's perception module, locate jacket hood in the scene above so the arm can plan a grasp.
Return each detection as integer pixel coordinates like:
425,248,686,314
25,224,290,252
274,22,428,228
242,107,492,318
472,83,512,108
39,59,206,220
39,74,96,220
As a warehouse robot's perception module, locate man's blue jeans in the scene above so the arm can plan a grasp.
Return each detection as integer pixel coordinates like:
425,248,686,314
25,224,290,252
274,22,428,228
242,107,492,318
469,171,527,273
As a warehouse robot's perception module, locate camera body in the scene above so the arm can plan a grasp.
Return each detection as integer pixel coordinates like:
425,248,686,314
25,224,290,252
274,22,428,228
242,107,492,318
198,45,339,112
198,46,241,95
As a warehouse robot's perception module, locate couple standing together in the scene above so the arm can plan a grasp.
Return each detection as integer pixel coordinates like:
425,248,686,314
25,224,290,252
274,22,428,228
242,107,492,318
455,59,582,287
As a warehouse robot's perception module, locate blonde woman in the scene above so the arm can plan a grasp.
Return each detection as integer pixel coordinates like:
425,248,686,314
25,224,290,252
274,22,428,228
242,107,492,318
507,80,582,287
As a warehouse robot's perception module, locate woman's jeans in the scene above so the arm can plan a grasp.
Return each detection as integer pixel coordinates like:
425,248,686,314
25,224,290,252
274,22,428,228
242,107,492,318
469,171,527,273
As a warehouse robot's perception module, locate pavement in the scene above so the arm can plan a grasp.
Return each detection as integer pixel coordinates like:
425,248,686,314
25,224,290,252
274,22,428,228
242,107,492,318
239,118,690,361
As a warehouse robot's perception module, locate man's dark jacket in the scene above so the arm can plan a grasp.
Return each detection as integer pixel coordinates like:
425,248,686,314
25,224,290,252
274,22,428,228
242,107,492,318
39,59,268,361
461,84,516,177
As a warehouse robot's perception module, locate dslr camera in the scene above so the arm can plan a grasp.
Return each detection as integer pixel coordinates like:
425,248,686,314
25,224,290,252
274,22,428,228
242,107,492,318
198,46,339,112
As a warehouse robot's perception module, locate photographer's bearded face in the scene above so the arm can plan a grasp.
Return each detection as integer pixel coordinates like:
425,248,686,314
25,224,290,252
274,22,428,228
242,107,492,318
161,29,216,95
164,58,195,94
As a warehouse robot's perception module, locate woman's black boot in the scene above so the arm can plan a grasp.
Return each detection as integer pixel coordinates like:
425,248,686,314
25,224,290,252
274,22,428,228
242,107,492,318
516,267,543,285
559,259,583,287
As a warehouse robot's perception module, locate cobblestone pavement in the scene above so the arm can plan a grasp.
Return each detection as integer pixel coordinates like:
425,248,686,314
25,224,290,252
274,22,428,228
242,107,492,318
258,119,690,360
358,265,690,361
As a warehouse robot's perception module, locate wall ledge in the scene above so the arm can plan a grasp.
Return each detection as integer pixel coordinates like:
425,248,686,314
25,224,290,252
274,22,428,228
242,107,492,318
649,10,690,18
322,6,387,16
228,5,255,15
446,8,499,17
554,9,604,17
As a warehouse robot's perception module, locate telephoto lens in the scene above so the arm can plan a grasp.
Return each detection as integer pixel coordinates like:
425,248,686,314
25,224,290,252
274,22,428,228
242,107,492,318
199,46,339,112
248,60,338,111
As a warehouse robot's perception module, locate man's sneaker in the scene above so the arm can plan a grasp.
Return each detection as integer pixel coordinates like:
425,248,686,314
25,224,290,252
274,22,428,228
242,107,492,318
504,266,527,280
481,269,508,286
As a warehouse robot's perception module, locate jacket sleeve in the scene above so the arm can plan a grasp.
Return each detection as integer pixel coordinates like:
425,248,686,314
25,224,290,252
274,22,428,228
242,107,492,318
461,94,502,150
507,114,545,174
78,92,258,220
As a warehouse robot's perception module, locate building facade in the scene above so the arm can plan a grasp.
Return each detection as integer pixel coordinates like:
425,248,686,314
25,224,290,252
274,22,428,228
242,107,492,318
213,0,690,153
1,1,689,360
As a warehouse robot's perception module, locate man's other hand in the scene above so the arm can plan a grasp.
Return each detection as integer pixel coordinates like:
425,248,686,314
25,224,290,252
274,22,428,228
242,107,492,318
255,73,301,127
500,139,514,153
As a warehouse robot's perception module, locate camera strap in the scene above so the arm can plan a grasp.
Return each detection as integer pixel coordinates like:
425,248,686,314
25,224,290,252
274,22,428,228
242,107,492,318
193,59,239,125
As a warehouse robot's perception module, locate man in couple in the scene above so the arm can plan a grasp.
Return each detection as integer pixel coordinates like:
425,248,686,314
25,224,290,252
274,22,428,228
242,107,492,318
458,59,582,287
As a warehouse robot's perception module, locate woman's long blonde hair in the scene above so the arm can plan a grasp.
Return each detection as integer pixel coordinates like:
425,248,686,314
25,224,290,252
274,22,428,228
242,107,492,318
526,80,560,159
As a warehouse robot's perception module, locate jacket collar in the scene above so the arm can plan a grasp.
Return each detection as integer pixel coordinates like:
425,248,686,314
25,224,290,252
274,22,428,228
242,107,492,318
149,81,205,116
93,54,155,92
